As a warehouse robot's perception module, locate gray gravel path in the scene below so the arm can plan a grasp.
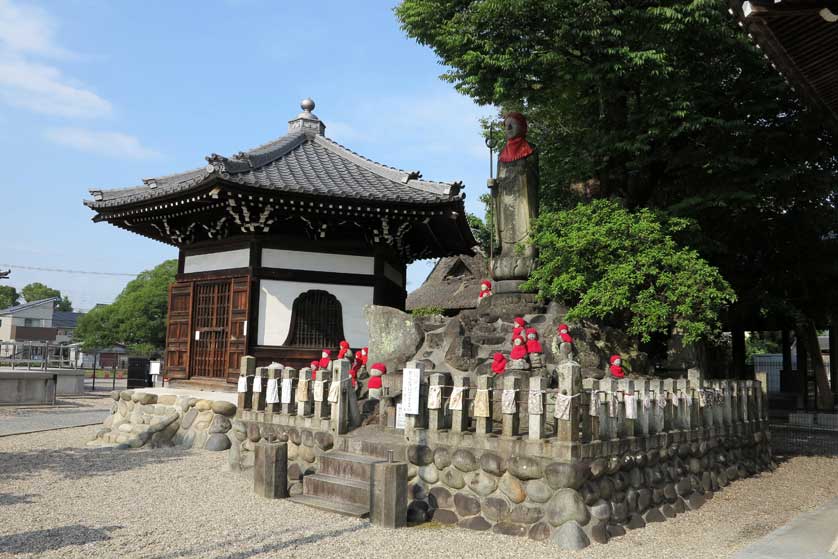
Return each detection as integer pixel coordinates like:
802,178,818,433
0,397,111,436
0,426,837,559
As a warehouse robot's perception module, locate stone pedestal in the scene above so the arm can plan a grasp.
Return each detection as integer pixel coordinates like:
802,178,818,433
370,461,408,528
254,441,288,499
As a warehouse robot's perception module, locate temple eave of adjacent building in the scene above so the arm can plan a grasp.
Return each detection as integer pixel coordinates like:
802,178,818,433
91,182,473,262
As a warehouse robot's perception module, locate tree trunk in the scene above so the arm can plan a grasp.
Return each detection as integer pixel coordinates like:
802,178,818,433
794,318,835,411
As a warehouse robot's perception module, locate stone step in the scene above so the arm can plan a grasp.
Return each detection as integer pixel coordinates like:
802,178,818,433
288,495,369,518
303,473,370,507
343,438,406,461
319,451,383,482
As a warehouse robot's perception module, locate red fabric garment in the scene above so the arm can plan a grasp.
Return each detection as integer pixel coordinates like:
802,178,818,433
481,280,492,289
510,338,528,360
609,355,624,378
514,317,526,328
348,367,357,387
499,112,534,163
338,341,350,359
360,348,369,365
499,136,534,163
479,290,492,299
310,360,319,380
558,324,573,343
318,357,331,369
491,352,508,374
368,376,382,389
527,340,543,353
512,327,524,339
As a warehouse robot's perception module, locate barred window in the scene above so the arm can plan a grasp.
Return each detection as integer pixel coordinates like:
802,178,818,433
283,290,345,347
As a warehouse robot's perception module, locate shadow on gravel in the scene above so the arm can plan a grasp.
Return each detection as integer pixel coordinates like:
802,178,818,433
0,524,121,554
0,492,37,506
143,524,370,559
0,446,193,482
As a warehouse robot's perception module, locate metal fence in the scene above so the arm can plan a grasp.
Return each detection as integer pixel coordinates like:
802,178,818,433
0,341,78,370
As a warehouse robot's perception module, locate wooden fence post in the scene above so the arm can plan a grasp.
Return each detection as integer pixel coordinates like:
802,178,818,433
428,372,451,432
237,356,255,412
501,374,521,438
528,375,546,441
450,374,469,433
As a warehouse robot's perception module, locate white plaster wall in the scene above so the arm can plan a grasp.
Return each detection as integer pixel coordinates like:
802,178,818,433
184,248,250,273
257,279,373,347
261,248,374,275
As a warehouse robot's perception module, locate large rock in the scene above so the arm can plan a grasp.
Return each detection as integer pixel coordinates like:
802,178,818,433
442,467,466,489
509,456,543,480
208,414,232,434
545,488,589,527
483,497,509,522
444,319,481,371
205,433,231,451
211,401,237,417
467,471,498,497
364,305,425,372
525,479,553,503
459,516,492,531
545,461,586,489
479,452,506,477
452,449,478,472
454,492,481,517
429,486,453,509
408,445,434,466
528,522,552,541
551,521,590,550
499,473,527,503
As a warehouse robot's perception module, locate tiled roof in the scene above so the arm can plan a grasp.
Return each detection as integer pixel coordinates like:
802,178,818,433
85,130,461,210
0,297,59,316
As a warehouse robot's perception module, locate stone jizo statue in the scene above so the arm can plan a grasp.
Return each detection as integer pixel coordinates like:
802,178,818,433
488,112,539,285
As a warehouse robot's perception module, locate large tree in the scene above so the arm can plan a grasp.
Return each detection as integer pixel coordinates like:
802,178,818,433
397,1,838,406
75,260,176,352
0,285,19,309
21,282,73,311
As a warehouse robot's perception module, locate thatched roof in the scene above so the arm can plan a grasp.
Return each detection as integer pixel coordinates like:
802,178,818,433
406,252,489,311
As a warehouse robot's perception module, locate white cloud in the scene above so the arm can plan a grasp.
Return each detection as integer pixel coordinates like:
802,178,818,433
45,127,160,159
0,54,111,118
0,0,111,118
0,0,71,58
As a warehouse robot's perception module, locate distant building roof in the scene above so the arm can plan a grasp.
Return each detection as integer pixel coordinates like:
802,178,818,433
406,252,488,312
0,297,59,316
53,311,84,329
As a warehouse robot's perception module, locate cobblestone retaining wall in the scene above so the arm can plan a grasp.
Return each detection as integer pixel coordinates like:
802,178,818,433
404,432,774,549
88,390,236,451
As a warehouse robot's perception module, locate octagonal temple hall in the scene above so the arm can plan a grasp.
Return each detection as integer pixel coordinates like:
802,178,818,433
84,99,475,384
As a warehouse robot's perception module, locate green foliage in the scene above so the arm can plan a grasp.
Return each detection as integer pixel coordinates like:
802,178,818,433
0,285,19,309
522,200,735,344
21,282,72,311
411,306,445,317
75,260,176,351
745,331,782,365
396,0,838,328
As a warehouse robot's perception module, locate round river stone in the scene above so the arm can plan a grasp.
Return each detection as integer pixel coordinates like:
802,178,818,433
452,449,478,472
509,456,542,480
545,488,589,527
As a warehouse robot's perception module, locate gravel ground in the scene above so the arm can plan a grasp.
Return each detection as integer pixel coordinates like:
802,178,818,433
1,426,837,559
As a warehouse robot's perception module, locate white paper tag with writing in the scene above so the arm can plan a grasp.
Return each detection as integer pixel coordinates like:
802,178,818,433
449,386,466,411
296,379,309,402
643,392,651,410
265,378,279,404
683,391,691,407
474,389,490,417
528,390,543,415
327,381,340,404
589,392,599,417
699,390,707,408
428,385,443,410
625,394,637,419
252,375,262,393
313,380,325,401
237,376,247,393
555,393,571,420
501,389,516,414
658,394,667,409
608,394,618,418
280,378,292,404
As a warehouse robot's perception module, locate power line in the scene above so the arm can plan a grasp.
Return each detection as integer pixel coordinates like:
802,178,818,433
0,264,138,277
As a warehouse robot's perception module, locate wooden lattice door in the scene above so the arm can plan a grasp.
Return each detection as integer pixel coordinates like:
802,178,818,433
164,282,193,379
190,280,232,378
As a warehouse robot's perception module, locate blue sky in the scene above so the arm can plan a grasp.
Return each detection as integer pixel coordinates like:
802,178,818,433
0,0,494,311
